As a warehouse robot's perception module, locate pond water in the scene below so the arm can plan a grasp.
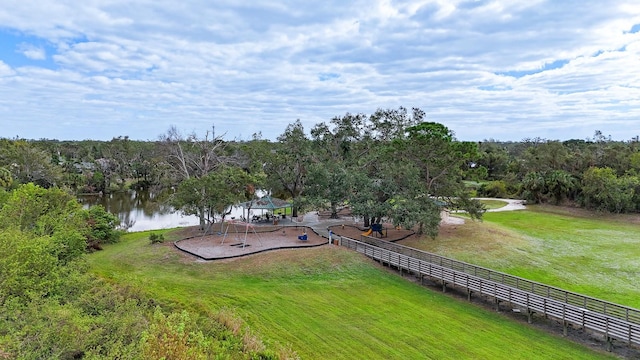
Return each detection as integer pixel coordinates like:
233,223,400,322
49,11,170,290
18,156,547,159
78,190,244,232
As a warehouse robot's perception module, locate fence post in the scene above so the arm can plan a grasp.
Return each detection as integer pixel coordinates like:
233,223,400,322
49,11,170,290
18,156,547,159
562,304,567,336
606,318,612,352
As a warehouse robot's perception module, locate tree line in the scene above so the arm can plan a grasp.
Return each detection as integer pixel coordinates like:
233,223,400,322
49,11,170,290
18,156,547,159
1,107,639,236
474,131,640,213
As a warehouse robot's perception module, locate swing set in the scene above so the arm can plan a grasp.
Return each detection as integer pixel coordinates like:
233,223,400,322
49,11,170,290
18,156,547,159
220,219,263,249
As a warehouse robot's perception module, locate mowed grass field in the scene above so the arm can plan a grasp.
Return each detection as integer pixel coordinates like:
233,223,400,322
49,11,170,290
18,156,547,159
402,204,640,309
88,228,616,359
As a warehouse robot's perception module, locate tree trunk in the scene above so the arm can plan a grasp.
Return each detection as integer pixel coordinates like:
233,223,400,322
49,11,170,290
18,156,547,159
330,201,338,219
199,205,206,231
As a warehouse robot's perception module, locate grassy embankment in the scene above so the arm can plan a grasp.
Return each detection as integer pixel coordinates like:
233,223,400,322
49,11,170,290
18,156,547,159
89,228,615,359
403,204,640,309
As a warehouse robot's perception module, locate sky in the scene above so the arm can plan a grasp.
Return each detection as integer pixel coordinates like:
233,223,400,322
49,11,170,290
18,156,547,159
1,1,639,143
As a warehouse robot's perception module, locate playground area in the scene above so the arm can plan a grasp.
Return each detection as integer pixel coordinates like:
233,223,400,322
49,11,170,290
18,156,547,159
174,221,327,260
172,207,426,260
329,223,416,242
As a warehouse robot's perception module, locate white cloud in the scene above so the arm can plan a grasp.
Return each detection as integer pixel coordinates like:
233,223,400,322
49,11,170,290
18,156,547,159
0,0,640,141
0,61,14,76
17,43,46,60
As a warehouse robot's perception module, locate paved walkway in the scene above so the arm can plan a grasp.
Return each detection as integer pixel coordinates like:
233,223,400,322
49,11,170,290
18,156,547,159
445,198,527,224
476,198,527,212
291,211,359,238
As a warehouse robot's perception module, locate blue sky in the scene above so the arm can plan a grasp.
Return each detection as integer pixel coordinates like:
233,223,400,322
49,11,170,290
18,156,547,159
1,0,639,142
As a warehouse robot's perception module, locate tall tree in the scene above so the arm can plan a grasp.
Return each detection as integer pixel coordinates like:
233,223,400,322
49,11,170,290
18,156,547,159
477,141,510,180
342,108,420,227
160,126,235,228
264,120,311,217
171,165,261,228
305,121,358,218
160,125,229,183
399,122,484,234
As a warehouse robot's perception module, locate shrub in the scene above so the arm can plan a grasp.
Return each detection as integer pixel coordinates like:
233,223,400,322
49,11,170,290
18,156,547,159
149,233,165,244
140,308,213,360
478,180,508,198
84,205,123,250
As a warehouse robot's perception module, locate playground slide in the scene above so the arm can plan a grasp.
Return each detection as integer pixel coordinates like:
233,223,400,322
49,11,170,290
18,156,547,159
362,228,373,236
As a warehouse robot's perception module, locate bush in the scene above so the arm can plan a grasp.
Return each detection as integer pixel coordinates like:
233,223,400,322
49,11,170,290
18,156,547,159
149,233,165,244
84,205,123,251
478,180,508,198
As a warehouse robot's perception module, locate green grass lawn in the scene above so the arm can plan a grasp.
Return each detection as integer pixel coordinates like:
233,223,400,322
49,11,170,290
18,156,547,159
88,231,615,359
479,199,509,210
404,205,640,309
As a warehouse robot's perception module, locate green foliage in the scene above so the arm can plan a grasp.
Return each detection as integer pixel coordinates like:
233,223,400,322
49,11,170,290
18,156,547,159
388,194,442,238
448,193,486,221
0,229,63,303
0,167,12,189
141,308,214,360
522,140,569,173
171,165,264,228
308,112,485,234
0,188,9,210
521,171,547,203
0,185,146,358
545,170,576,204
479,180,509,198
476,142,510,180
466,164,488,182
149,232,165,244
0,139,62,188
629,152,640,175
0,183,76,231
89,171,106,193
0,183,87,263
84,205,123,249
520,170,577,205
266,120,312,217
304,157,351,218
581,167,639,212
0,272,150,359
405,121,453,142
0,184,264,359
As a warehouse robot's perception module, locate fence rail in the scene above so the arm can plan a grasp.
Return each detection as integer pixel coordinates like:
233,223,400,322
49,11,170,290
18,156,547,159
338,236,640,347
356,235,640,325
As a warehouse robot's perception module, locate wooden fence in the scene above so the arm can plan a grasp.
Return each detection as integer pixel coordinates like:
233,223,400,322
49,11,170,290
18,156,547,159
337,235,640,347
